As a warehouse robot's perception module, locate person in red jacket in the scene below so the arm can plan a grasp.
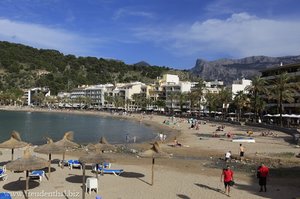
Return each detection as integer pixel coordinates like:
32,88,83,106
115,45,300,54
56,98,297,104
221,165,234,196
257,163,269,192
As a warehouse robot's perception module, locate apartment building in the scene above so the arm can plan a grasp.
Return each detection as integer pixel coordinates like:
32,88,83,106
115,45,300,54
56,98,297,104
229,78,252,99
261,63,300,114
23,87,50,106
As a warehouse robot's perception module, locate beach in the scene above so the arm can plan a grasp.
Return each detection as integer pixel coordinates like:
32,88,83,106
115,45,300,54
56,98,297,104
0,107,299,199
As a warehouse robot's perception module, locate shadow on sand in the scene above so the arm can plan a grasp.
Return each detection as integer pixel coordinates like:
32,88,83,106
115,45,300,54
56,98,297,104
195,183,224,195
65,174,93,184
3,179,40,191
120,172,144,178
177,194,191,199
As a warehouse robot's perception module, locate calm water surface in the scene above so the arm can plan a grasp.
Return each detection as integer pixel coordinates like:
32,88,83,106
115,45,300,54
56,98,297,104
0,111,156,145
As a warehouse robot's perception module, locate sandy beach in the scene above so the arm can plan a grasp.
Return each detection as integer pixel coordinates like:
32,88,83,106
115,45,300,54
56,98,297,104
0,107,299,199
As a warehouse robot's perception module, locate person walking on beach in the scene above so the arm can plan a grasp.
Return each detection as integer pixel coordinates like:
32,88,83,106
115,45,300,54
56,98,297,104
225,151,232,162
239,144,245,161
257,163,269,192
221,165,234,197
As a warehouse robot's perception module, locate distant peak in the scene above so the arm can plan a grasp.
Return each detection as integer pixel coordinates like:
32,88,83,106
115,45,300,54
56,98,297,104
134,61,151,67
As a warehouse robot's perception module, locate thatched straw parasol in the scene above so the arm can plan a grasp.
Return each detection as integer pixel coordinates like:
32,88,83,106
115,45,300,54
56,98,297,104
54,131,80,168
139,141,169,186
87,137,116,153
6,147,49,199
34,137,65,178
0,131,29,160
79,152,114,199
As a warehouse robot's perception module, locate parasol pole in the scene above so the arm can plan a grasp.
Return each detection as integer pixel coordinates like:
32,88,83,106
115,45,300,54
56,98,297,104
12,148,14,161
62,152,65,169
48,153,51,179
151,157,155,186
95,164,98,179
82,163,86,199
26,170,29,199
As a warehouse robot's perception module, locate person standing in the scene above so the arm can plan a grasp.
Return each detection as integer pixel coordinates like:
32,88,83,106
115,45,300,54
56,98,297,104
225,151,232,162
257,163,269,192
239,144,245,161
221,165,234,197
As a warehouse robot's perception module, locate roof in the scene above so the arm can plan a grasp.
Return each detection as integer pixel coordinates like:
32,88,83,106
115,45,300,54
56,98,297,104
260,62,300,73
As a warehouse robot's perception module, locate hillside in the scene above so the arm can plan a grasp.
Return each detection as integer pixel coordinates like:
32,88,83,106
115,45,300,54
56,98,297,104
0,41,188,94
190,55,300,84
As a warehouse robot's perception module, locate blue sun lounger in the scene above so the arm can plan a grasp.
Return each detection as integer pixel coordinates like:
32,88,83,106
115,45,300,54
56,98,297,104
68,160,82,170
29,170,45,182
0,192,12,199
0,166,7,181
93,166,124,176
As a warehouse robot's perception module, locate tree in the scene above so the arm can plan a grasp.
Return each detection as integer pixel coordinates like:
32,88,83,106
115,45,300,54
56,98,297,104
218,88,232,119
132,93,146,111
246,76,267,122
193,79,205,112
269,72,299,127
31,92,46,106
178,92,188,112
204,91,218,117
187,91,197,112
233,91,249,121
104,93,114,108
166,91,180,113
154,99,166,112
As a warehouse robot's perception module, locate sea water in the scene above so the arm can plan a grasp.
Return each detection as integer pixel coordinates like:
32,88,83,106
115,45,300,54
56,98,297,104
0,111,156,145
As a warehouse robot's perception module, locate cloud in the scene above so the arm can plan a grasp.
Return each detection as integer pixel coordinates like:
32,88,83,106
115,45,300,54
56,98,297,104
113,7,154,20
0,18,98,55
133,13,300,59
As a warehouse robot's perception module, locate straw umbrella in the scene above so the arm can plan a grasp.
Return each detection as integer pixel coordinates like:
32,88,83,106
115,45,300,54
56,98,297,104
87,136,116,153
79,152,113,199
139,141,169,186
34,138,65,178
54,131,80,168
6,148,49,199
0,131,29,160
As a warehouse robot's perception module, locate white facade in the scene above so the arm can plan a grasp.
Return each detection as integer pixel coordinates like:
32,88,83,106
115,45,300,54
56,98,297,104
230,78,252,98
161,74,179,85
23,87,50,106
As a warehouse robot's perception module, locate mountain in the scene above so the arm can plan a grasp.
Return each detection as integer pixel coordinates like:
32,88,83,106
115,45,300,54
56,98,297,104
133,61,151,67
0,41,186,94
190,55,300,84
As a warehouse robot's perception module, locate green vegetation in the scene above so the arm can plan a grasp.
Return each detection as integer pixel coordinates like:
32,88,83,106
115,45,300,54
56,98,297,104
0,41,188,94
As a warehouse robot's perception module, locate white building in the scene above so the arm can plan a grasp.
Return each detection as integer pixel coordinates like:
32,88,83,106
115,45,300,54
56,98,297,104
230,78,252,98
23,87,50,106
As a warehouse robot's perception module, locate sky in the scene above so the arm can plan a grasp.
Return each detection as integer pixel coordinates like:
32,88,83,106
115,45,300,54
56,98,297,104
0,0,300,69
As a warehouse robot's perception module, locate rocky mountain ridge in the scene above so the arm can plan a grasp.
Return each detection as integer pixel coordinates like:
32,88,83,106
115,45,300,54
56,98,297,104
190,55,300,84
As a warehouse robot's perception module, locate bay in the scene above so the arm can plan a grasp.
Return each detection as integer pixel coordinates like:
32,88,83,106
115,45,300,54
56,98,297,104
0,111,156,145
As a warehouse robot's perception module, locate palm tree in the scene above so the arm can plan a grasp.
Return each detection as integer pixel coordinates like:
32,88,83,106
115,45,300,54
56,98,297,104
233,91,249,121
246,76,267,121
178,92,188,112
32,92,45,106
166,91,180,113
125,98,131,111
187,91,197,112
193,79,205,112
204,91,218,117
154,99,165,112
218,88,232,119
104,93,113,108
269,72,299,127
132,93,146,111
113,95,125,109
